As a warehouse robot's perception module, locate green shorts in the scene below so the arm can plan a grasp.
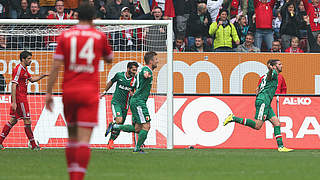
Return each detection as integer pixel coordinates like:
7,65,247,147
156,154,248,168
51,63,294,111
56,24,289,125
111,100,128,122
130,98,151,124
254,100,275,121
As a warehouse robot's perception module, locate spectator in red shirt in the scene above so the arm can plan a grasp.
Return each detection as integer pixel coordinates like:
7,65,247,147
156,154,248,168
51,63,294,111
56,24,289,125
254,0,276,51
303,0,320,38
257,59,287,94
284,36,304,53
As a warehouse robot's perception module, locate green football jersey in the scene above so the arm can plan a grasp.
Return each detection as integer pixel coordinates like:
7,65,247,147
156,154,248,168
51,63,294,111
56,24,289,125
111,72,137,109
132,66,153,102
256,69,278,105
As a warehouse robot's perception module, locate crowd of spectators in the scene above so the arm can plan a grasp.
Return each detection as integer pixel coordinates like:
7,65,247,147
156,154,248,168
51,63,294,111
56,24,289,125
0,0,319,53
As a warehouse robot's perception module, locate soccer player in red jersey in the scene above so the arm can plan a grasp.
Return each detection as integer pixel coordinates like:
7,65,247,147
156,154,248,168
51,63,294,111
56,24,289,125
0,51,48,150
45,2,113,180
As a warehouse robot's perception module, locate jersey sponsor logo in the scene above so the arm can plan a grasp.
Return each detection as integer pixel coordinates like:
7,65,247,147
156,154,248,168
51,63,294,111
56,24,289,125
118,84,132,91
282,97,312,105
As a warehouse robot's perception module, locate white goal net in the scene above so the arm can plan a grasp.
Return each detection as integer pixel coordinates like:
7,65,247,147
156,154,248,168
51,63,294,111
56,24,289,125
0,19,173,149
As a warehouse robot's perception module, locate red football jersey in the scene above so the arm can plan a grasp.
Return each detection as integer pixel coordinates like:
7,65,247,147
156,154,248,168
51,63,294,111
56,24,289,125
11,64,31,102
54,25,113,93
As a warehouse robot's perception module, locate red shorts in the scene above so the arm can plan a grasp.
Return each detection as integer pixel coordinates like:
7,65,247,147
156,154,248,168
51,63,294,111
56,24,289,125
62,90,99,127
10,101,30,119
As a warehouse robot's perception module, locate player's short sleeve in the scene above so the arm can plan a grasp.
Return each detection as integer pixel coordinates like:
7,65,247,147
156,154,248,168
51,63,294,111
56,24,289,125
54,33,65,60
143,67,152,79
102,33,113,59
11,67,18,84
111,72,118,83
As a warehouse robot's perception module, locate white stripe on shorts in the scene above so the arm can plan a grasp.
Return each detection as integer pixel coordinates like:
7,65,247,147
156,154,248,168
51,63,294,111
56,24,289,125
111,104,116,119
137,106,146,123
20,102,27,118
257,103,265,120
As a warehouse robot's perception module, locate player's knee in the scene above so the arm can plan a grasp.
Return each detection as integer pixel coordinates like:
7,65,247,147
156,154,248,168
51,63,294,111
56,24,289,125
23,118,31,125
115,117,123,124
255,121,263,130
9,118,18,126
142,123,150,131
135,126,141,133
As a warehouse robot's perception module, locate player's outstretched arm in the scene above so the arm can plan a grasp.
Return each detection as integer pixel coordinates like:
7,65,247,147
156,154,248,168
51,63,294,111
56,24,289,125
100,81,114,98
45,60,63,112
29,74,48,83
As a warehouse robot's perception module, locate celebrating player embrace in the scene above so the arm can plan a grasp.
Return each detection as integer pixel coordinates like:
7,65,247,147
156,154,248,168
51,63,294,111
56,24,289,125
101,61,139,149
106,51,159,153
45,1,113,180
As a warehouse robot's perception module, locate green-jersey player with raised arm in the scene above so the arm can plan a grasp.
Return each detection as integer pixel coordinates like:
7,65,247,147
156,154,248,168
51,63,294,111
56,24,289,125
224,59,293,152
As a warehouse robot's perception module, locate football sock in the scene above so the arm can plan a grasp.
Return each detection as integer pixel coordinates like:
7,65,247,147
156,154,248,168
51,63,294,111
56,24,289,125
24,124,36,148
110,130,120,141
135,129,148,151
233,116,256,129
74,143,90,180
0,121,14,144
67,142,90,180
113,124,135,132
274,126,284,148
66,140,77,179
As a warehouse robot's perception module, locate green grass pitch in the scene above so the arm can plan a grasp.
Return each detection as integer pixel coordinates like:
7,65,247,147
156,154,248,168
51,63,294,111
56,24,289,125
0,149,319,180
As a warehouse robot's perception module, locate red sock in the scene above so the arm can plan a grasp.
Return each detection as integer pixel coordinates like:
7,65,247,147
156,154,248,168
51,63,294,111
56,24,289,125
66,140,77,180
24,124,36,148
0,122,14,144
68,143,90,180
74,143,90,180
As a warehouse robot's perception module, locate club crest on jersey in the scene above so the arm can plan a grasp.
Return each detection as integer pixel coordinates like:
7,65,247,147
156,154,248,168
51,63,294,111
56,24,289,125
117,112,120,115
146,116,150,120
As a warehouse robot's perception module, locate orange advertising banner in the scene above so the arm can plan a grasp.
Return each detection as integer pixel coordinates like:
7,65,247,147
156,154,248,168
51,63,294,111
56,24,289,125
0,51,319,94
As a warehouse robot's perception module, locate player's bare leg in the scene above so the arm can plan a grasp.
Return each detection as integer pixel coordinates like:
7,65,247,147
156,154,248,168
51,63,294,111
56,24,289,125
23,118,40,150
134,122,150,153
0,117,17,149
107,117,123,149
269,116,293,152
66,125,93,180
224,113,264,130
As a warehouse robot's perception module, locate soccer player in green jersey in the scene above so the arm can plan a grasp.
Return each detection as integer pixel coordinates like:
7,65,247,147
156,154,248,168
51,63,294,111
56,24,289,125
105,51,159,153
101,61,139,149
224,59,293,152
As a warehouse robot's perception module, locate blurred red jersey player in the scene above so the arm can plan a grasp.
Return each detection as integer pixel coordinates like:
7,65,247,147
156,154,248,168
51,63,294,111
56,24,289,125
45,2,113,180
0,51,48,150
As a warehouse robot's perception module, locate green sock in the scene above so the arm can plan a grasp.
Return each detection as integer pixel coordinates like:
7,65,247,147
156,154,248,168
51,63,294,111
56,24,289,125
110,130,120,141
113,124,135,132
135,129,148,151
274,126,283,148
233,116,256,129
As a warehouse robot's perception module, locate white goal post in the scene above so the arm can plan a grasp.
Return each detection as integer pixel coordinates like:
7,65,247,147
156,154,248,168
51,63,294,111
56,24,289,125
0,19,173,149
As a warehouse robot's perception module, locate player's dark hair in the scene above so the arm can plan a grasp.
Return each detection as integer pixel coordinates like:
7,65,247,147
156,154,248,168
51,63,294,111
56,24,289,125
127,61,139,69
267,59,280,81
20,51,32,61
55,0,64,6
144,51,157,65
78,1,96,21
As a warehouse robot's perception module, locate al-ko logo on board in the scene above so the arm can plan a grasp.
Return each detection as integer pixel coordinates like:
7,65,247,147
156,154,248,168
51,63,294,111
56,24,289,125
282,97,312,105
